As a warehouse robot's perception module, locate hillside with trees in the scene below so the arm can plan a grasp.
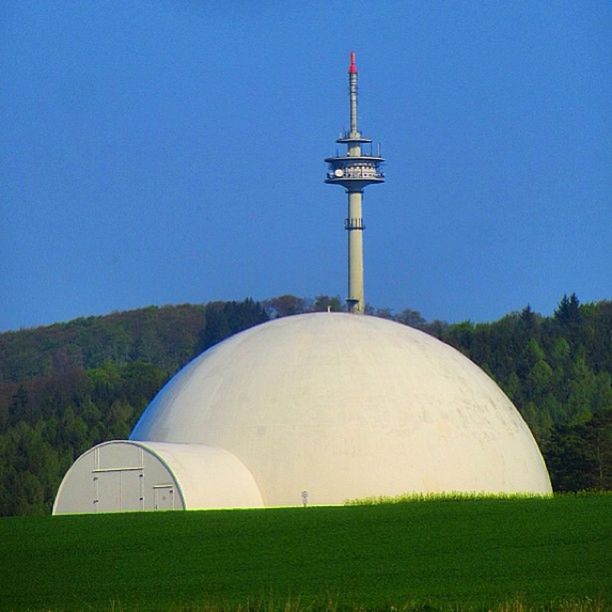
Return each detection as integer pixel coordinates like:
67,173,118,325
0,294,610,516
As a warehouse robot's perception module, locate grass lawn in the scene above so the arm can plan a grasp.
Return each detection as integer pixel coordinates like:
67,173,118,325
0,494,610,610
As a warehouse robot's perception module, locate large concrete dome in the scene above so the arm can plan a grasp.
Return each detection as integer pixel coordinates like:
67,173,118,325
130,313,551,505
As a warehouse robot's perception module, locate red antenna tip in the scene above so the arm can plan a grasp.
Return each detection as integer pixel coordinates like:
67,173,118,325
349,51,357,74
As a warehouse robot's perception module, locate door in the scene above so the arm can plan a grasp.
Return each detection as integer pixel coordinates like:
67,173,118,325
94,469,144,512
154,485,175,510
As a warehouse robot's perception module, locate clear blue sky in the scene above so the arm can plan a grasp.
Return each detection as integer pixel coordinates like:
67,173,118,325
1,1,610,331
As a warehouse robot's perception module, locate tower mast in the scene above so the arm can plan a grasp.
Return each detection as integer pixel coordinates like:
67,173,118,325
325,52,385,313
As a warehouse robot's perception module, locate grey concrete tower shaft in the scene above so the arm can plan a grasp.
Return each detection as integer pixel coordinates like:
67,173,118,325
324,52,384,313
347,191,364,311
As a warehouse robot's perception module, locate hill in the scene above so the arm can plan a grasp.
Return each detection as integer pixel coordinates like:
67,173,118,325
0,294,610,516
0,494,609,610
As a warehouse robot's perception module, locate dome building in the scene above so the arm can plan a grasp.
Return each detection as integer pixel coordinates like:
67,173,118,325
132,313,551,503
52,54,552,514
53,313,551,514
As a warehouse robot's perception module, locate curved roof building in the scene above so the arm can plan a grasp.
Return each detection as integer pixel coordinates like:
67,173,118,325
130,313,551,504
54,314,551,514
52,440,264,514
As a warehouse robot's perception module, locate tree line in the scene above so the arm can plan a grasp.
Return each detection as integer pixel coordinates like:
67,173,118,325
0,294,610,515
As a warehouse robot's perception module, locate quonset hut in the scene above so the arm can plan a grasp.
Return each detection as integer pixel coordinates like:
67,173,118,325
53,54,552,514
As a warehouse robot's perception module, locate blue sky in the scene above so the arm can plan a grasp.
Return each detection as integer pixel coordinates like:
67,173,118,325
1,1,610,331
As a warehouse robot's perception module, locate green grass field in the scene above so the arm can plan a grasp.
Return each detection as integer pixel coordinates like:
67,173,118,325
1,494,610,611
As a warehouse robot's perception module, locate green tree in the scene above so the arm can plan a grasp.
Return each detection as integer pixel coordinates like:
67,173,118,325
544,410,612,491
396,309,426,328
8,386,30,426
199,299,268,352
555,293,581,327
264,295,306,318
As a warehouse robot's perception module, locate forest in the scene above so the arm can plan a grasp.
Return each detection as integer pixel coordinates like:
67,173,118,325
0,293,610,516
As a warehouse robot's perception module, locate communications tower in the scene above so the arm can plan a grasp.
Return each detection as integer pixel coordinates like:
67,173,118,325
325,51,384,313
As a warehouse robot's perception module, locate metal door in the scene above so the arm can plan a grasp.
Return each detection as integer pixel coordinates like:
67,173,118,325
154,485,175,510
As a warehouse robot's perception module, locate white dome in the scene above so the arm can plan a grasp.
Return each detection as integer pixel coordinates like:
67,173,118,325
131,313,551,505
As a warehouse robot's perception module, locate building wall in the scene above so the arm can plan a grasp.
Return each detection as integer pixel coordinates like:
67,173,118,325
53,440,264,515
53,441,182,514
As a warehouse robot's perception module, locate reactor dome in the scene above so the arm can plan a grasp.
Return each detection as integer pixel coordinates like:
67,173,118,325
128,312,552,506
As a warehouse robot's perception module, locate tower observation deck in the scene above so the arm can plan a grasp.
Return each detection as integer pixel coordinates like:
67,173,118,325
325,51,384,313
